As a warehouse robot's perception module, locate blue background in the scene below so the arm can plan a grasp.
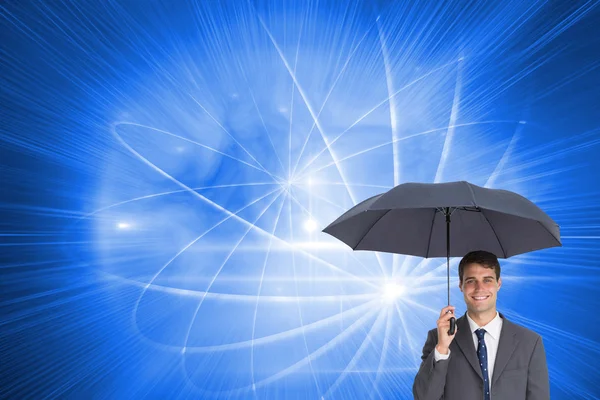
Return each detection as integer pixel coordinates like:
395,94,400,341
2,1,600,399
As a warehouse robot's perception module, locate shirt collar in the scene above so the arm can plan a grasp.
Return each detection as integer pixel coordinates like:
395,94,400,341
466,311,503,340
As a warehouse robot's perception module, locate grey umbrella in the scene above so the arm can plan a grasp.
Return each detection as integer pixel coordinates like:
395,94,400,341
322,180,561,334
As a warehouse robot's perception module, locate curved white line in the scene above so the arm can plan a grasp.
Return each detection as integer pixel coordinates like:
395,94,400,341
251,189,288,390
111,122,380,290
295,58,462,178
322,308,387,399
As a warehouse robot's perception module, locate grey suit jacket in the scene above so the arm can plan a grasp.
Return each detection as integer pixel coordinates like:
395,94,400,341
413,312,549,400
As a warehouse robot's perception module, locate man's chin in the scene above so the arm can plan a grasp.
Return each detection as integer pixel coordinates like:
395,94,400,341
468,304,489,313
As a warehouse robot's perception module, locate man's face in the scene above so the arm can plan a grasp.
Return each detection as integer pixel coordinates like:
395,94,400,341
459,263,502,314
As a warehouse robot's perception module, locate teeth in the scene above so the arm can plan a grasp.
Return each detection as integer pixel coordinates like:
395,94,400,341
474,296,488,300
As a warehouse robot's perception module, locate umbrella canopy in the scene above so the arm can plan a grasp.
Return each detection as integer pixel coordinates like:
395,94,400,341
322,181,561,258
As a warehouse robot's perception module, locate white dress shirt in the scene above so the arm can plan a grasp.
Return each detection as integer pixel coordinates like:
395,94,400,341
434,311,503,390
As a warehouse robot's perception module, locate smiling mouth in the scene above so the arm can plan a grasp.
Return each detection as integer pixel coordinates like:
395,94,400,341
472,296,490,301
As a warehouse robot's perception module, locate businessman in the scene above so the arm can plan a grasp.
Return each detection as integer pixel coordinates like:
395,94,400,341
413,250,550,400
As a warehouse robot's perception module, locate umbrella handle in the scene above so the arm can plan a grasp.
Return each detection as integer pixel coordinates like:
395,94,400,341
445,210,455,336
448,317,456,335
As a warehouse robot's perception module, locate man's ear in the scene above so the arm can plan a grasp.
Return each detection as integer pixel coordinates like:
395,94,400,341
458,281,463,292
497,277,502,291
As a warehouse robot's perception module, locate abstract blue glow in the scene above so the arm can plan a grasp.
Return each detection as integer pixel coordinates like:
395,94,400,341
2,1,600,399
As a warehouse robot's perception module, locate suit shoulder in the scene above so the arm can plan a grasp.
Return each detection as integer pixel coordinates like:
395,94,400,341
505,319,543,342
427,327,438,339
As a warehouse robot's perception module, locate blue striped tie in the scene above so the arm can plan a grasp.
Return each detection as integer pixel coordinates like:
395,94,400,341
476,329,490,400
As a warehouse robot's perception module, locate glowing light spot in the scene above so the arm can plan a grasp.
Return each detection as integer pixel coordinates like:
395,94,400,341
382,282,405,302
304,219,318,232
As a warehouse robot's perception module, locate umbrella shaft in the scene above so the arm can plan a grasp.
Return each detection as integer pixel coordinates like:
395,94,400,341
446,208,451,306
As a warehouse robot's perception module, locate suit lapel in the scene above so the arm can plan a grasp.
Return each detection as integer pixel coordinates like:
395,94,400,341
491,313,519,387
454,314,483,380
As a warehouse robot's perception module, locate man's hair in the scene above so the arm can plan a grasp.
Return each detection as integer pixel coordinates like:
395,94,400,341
458,250,501,283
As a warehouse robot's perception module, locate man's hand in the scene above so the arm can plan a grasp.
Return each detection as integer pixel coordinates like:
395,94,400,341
436,305,458,354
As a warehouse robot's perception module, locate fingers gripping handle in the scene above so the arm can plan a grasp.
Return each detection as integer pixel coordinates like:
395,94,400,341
448,317,456,335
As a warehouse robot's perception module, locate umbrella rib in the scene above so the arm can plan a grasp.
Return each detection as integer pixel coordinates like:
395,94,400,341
465,181,508,257
480,210,507,258
425,208,438,258
352,210,392,250
535,220,562,247
464,180,478,207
